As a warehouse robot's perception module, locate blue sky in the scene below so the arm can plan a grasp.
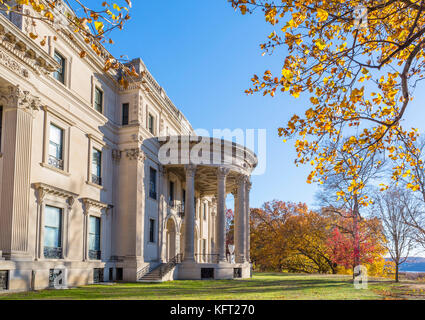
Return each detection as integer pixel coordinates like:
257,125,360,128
106,1,425,211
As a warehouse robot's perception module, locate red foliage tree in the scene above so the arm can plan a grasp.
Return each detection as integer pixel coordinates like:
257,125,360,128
326,217,382,270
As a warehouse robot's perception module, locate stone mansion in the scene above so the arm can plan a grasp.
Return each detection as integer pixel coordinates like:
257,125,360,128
0,5,257,291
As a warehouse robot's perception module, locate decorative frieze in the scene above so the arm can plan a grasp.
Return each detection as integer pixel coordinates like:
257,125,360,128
0,47,29,78
0,14,58,75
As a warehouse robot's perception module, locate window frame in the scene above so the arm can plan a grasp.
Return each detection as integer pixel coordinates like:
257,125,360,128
169,180,175,204
53,51,66,84
41,107,73,175
43,205,64,260
148,113,155,135
149,218,155,243
149,167,157,200
48,123,64,170
122,103,129,125
94,87,104,114
88,215,101,260
91,147,102,186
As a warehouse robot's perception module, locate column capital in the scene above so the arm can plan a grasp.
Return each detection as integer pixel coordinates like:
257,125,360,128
217,167,230,179
125,148,146,161
236,174,249,185
1,85,41,116
185,164,197,177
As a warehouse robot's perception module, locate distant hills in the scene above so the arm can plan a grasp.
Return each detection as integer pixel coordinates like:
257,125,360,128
386,257,425,272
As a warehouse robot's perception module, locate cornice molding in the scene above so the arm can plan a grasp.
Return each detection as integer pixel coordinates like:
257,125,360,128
0,14,58,74
33,182,78,209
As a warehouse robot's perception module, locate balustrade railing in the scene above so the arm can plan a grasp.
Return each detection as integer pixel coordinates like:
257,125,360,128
137,264,152,280
44,246,63,259
158,253,182,278
48,155,64,170
195,253,219,264
89,250,101,260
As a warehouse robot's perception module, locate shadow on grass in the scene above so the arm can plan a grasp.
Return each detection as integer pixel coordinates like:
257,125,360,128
0,272,383,300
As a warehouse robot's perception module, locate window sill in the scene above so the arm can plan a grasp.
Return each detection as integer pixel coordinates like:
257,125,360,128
40,162,70,176
86,180,106,191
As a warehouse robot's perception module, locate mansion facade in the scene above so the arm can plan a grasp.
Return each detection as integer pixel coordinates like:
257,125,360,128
0,5,256,292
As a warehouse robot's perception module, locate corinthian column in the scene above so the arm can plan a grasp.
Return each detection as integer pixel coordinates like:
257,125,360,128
217,167,229,263
0,85,40,258
235,175,247,263
183,164,196,262
245,178,252,262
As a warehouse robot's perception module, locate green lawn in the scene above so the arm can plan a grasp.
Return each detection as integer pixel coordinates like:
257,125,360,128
0,272,421,300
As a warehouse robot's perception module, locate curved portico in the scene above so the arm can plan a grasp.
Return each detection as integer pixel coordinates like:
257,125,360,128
158,135,257,279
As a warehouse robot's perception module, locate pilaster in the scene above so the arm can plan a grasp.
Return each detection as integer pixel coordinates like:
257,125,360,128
0,85,40,258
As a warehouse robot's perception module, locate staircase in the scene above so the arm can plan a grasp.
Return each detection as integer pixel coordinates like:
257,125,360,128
138,254,182,282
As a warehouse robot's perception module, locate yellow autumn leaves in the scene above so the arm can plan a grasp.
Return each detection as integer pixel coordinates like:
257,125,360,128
231,0,425,203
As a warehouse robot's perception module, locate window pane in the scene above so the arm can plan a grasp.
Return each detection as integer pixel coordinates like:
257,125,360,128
95,88,103,112
54,52,65,83
89,216,101,251
92,149,101,176
44,206,62,248
122,103,129,125
49,125,63,159
149,219,155,242
149,168,156,199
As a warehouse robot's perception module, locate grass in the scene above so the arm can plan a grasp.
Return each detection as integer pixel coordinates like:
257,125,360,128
0,272,423,300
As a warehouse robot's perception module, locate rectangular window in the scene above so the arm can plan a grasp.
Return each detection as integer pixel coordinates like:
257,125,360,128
182,189,186,215
0,106,3,152
94,87,103,113
149,167,157,199
116,268,123,281
44,206,63,259
53,51,66,84
149,218,155,243
93,268,104,283
0,270,8,291
148,113,154,134
89,216,101,260
92,148,102,185
169,181,175,203
122,103,129,125
194,197,197,218
48,124,64,170
203,203,207,220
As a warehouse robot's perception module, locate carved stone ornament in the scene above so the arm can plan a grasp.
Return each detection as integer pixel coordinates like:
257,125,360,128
33,183,78,210
125,148,146,161
0,85,41,117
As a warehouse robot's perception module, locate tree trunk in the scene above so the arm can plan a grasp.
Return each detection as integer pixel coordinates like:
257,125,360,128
395,264,399,283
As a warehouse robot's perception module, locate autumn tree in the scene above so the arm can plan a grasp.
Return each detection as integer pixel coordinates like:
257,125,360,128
250,200,335,273
326,213,386,275
371,187,416,282
250,200,294,271
229,0,425,198
316,143,385,270
0,1,137,80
